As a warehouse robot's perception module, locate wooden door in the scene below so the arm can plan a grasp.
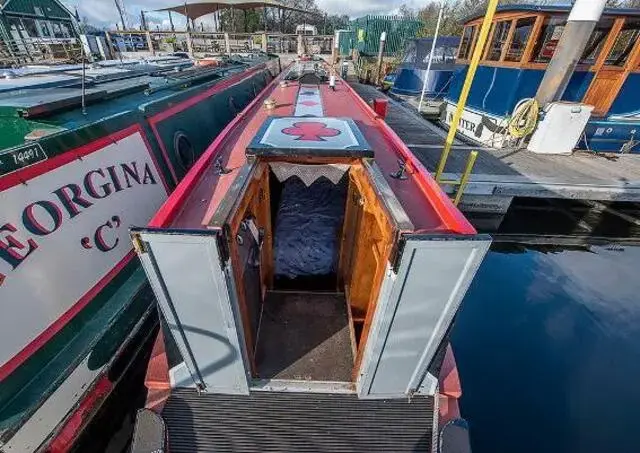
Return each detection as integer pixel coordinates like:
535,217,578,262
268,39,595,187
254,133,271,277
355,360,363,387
583,67,627,116
583,19,640,116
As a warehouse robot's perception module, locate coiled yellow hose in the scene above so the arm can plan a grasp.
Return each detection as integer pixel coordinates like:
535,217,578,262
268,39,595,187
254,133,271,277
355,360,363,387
508,98,540,139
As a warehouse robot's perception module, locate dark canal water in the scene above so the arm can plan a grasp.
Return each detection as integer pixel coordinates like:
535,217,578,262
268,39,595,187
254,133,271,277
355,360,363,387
453,241,640,453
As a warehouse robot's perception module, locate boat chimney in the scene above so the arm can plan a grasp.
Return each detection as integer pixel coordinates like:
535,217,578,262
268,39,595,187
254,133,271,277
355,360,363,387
535,0,607,106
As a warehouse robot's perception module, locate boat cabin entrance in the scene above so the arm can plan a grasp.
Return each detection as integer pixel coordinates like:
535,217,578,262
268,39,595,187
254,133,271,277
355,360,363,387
133,92,490,400
217,156,406,383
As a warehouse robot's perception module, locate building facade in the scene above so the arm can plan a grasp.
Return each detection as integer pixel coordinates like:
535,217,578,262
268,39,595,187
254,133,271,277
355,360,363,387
0,0,80,64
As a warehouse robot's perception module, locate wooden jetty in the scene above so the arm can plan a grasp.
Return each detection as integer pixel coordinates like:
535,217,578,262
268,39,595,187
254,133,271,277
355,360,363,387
351,83,640,222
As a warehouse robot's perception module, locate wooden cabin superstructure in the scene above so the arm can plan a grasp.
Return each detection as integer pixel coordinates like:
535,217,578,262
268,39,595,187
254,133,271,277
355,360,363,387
446,5,640,152
131,60,490,451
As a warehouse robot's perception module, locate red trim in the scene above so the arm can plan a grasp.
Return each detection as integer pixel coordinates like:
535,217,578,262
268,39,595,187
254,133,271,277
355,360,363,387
144,330,172,413
341,81,477,236
0,124,170,194
0,251,135,382
147,64,268,185
149,64,289,228
47,376,113,453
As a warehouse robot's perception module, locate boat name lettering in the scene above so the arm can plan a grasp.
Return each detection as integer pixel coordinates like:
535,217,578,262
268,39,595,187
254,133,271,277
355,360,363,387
0,161,157,281
448,112,477,133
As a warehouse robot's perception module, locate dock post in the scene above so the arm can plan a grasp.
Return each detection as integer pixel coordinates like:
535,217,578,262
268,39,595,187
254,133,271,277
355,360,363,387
535,0,607,106
332,31,338,64
186,32,194,56
375,32,386,85
224,32,231,55
104,31,115,59
454,151,478,206
435,0,499,182
145,31,155,56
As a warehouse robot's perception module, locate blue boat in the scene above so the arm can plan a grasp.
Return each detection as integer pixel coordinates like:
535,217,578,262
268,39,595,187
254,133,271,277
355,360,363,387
387,36,460,98
441,5,640,153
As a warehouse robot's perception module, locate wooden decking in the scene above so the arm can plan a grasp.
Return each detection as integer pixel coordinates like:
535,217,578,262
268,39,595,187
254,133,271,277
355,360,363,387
350,83,640,213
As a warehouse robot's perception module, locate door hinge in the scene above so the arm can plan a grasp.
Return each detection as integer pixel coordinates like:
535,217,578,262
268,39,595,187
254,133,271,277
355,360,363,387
131,233,147,254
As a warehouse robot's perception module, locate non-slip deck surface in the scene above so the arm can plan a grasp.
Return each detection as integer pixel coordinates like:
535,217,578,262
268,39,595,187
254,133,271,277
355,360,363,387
256,291,353,381
162,389,434,452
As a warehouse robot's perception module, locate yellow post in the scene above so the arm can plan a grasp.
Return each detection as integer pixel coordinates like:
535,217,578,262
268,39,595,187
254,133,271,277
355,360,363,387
435,0,499,182
454,151,478,206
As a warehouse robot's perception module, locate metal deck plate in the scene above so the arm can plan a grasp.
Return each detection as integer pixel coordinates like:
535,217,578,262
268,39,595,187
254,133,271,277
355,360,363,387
247,116,374,158
162,389,434,452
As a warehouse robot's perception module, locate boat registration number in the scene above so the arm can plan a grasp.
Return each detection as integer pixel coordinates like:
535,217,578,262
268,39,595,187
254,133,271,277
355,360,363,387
0,143,48,177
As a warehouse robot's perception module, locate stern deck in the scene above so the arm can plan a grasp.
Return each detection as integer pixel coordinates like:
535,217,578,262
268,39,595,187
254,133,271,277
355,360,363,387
162,389,435,453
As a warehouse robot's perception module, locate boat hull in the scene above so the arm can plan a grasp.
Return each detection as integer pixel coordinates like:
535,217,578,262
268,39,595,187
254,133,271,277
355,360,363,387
0,58,281,452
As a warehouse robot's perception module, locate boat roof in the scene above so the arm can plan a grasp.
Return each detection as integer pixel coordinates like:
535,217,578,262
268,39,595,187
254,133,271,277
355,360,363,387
0,53,272,151
151,60,475,235
411,36,460,47
463,4,640,23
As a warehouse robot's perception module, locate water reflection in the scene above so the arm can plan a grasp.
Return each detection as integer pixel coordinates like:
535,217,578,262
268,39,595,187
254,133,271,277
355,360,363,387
453,244,640,453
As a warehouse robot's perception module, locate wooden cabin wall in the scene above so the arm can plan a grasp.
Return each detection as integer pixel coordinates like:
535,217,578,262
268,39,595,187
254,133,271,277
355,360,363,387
226,163,273,374
337,165,395,376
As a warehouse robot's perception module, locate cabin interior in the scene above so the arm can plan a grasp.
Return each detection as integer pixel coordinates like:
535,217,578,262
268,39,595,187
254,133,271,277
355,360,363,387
220,155,401,383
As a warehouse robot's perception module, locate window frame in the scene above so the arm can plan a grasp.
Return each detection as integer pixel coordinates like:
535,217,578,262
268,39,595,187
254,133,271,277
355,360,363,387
459,12,544,67
457,25,477,60
504,16,537,63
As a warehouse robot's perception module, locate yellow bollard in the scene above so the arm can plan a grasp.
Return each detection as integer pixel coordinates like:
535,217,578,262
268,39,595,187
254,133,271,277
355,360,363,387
435,0,499,182
454,151,478,206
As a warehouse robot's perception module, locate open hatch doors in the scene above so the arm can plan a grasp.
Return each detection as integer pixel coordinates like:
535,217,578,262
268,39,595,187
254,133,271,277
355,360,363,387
356,234,491,399
132,227,251,395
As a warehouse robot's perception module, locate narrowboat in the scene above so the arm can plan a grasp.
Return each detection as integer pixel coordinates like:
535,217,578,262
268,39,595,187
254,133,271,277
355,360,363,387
129,59,491,452
442,5,640,153
387,36,460,98
0,53,280,452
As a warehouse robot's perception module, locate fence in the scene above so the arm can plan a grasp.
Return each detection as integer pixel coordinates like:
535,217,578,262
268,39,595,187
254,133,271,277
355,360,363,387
107,31,334,57
0,36,82,67
348,15,423,56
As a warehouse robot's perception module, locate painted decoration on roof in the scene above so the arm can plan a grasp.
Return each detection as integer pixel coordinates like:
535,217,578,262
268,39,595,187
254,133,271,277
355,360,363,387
294,86,324,117
248,117,372,156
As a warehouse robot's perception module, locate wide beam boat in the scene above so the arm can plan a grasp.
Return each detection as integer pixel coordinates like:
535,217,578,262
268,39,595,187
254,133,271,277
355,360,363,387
443,5,640,152
0,53,280,452
130,59,491,452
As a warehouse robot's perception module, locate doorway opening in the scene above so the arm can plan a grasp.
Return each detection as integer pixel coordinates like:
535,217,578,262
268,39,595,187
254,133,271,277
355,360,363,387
225,160,397,383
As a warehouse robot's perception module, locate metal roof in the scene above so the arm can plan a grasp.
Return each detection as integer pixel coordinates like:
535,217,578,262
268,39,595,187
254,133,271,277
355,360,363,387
463,4,640,23
155,0,311,20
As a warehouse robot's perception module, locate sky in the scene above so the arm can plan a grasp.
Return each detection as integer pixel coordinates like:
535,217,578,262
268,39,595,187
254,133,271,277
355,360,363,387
61,0,426,29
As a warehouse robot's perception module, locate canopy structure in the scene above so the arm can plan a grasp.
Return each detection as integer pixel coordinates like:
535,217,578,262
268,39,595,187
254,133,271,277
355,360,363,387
155,0,311,21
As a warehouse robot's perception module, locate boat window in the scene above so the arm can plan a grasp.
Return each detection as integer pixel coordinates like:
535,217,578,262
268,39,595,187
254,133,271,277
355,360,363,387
505,17,536,62
486,20,512,61
531,17,566,63
580,19,615,65
458,25,476,59
604,20,640,67
422,46,457,64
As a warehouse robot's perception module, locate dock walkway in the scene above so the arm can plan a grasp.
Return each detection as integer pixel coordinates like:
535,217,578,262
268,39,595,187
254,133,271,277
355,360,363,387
349,83,640,214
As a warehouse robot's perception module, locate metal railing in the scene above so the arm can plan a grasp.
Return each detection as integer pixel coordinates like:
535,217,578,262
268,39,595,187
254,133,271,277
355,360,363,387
109,30,335,56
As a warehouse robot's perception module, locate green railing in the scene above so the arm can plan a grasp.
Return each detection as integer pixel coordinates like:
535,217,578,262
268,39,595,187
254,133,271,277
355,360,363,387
349,15,423,56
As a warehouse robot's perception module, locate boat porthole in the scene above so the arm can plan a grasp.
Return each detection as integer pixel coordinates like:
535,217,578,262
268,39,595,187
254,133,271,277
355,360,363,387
173,131,195,171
